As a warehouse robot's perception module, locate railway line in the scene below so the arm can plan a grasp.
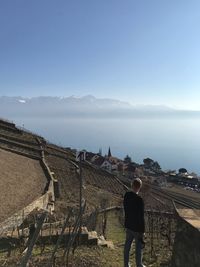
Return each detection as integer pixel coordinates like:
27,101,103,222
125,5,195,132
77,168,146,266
151,186,200,209
118,177,200,210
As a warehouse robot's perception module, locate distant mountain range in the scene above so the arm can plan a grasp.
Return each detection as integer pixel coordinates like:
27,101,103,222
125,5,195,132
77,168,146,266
0,95,132,108
0,95,199,119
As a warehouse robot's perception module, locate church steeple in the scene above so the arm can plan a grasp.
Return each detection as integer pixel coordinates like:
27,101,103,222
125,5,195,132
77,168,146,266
108,147,112,158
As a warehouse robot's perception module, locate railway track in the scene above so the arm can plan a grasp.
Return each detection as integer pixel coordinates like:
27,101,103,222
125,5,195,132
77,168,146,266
118,178,200,210
151,186,200,209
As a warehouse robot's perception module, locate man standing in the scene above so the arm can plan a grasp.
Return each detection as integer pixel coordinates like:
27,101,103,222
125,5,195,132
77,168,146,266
123,178,146,267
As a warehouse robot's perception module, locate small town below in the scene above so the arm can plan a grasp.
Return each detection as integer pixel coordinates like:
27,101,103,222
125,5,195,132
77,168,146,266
84,147,200,192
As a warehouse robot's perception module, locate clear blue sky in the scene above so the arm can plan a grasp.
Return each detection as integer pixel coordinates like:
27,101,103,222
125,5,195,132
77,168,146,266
0,0,200,110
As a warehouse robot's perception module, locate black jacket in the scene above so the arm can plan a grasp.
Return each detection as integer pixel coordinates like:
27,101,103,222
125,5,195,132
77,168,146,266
123,191,145,233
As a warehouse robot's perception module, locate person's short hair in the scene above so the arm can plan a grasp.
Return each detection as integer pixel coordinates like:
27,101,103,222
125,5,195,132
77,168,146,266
132,178,142,190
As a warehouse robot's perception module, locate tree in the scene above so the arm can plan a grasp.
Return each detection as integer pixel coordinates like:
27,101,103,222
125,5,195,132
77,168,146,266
143,158,154,166
124,155,132,164
178,168,187,174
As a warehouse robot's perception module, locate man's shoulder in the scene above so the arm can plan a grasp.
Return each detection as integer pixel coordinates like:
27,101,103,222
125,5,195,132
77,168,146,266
124,191,143,201
124,191,134,197
124,191,139,198
124,191,132,195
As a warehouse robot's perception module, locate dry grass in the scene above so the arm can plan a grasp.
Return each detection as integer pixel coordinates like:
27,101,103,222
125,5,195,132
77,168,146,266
0,148,47,223
0,210,173,267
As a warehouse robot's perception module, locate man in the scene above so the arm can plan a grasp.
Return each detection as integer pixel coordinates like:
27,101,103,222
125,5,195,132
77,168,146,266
123,178,146,267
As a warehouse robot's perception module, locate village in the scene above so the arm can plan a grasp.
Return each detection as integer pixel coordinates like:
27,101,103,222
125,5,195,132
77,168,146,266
81,147,200,192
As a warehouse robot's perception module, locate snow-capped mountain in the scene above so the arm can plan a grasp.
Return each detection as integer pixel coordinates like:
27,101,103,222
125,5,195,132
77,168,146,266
0,95,198,119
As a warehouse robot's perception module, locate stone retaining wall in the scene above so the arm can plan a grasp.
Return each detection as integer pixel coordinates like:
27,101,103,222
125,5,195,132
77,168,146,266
171,208,200,267
0,192,49,235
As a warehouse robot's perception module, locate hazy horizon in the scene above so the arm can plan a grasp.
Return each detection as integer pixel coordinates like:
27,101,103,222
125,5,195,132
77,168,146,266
1,95,200,175
1,95,200,112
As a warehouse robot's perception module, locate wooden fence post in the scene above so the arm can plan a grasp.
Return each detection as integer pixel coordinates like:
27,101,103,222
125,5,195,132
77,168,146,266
47,208,73,267
20,212,47,267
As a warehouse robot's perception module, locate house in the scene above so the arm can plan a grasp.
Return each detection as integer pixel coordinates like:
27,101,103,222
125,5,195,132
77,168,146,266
85,152,96,161
86,148,137,176
101,159,113,172
93,156,112,172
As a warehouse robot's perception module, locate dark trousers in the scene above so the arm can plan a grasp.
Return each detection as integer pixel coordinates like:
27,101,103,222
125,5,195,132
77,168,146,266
124,228,145,267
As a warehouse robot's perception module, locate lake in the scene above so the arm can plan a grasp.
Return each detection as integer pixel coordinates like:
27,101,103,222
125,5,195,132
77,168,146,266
12,116,200,175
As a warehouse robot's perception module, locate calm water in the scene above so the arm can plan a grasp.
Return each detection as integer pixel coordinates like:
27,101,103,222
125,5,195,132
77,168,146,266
13,117,200,175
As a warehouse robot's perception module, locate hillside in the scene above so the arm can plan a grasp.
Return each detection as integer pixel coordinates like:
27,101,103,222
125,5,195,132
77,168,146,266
0,119,49,224
43,143,125,217
0,118,125,224
1,117,195,224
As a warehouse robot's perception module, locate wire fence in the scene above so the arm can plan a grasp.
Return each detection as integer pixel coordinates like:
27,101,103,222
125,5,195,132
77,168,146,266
0,201,88,267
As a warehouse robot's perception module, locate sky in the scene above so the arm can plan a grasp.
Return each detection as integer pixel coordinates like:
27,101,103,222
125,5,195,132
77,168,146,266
0,0,200,110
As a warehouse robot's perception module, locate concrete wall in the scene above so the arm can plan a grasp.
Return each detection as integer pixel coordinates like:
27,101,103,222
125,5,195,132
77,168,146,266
171,209,200,267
